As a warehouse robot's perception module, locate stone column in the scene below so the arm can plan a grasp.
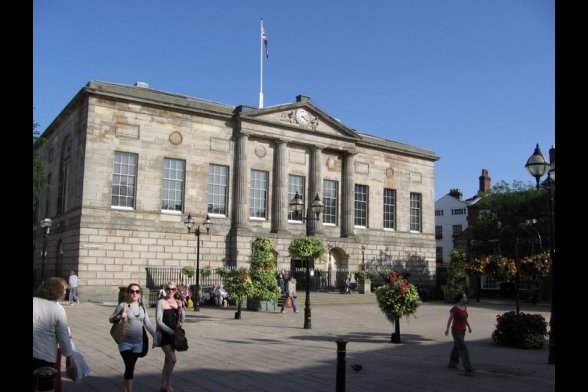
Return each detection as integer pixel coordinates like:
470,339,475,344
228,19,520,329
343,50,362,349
308,146,323,236
341,153,355,237
271,140,288,233
233,132,249,229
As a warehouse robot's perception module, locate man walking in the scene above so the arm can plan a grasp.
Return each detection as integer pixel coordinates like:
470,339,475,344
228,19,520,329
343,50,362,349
68,270,79,305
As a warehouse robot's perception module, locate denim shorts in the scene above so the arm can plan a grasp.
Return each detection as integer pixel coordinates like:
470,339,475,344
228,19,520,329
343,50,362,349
119,341,142,353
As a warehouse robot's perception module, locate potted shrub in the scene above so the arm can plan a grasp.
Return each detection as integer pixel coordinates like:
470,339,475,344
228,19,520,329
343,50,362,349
375,272,421,343
248,237,281,311
355,271,371,294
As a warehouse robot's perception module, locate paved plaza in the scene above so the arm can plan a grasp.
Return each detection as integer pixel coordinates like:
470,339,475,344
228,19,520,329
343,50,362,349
58,294,554,391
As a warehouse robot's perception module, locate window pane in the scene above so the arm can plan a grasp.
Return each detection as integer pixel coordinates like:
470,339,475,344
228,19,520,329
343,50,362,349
323,180,338,225
383,188,396,229
162,158,185,211
354,184,368,227
288,175,305,221
208,164,228,215
250,170,268,219
111,152,138,208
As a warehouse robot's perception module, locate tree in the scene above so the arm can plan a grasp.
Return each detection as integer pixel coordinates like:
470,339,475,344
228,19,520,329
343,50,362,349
249,237,281,302
221,267,254,319
444,249,468,302
33,120,47,211
466,181,551,302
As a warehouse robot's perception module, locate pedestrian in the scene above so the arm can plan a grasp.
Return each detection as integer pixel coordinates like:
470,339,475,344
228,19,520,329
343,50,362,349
280,276,298,313
68,270,79,305
33,277,74,391
277,270,286,296
444,292,473,372
214,284,229,307
156,281,185,392
109,283,156,392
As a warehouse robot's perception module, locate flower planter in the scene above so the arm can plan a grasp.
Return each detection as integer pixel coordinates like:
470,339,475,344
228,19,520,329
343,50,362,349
246,300,277,312
358,279,371,294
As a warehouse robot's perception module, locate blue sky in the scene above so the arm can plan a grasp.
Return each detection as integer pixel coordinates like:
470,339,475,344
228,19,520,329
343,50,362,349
33,0,554,200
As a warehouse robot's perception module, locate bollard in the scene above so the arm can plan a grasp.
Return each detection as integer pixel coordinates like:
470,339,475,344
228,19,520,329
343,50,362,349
336,338,348,392
33,366,59,392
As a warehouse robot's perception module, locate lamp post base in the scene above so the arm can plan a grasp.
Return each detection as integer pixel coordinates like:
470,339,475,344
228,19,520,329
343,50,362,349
304,307,311,329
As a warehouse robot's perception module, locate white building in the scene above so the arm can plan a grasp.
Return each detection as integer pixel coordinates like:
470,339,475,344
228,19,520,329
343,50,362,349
435,170,491,263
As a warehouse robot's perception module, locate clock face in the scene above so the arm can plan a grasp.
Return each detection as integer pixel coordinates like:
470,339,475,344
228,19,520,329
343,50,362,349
295,109,310,125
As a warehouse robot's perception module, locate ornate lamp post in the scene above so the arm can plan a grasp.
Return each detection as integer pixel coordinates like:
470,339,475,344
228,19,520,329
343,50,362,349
361,245,366,271
525,143,555,365
39,218,52,283
184,213,213,312
289,191,324,329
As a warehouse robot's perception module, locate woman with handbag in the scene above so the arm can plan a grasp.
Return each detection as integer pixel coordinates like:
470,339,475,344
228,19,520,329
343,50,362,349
109,283,156,392
156,282,185,392
279,276,298,313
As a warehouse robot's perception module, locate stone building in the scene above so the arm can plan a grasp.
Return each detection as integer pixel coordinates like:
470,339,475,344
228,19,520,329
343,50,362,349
33,81,439,302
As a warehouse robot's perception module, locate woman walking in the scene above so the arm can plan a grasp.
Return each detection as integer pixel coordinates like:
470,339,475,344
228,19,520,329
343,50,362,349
109,283,156,392
156,281,185,392
444,292,473,372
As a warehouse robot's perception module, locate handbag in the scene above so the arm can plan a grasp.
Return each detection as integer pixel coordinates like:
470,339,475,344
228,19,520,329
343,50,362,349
110,303,128,344
138,326,149,357
174,326,189,351
285,297,292,308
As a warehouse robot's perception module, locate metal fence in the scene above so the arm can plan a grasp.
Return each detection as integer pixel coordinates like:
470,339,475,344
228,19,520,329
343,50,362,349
145,266,358,292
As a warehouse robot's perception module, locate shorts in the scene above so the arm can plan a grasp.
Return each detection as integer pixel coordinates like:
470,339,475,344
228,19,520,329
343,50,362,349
119,341,143,353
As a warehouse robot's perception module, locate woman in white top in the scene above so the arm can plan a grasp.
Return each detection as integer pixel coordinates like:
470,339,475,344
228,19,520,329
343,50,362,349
33,277,73,390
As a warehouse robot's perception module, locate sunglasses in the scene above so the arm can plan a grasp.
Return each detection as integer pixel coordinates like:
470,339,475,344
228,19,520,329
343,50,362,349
166,287,177,291
129,289,141,294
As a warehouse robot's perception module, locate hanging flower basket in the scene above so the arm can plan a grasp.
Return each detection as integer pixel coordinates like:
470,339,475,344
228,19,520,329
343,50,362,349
374,272,421,343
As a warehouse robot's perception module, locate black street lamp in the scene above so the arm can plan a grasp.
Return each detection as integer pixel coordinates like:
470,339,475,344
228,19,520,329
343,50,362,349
361,245,366,271
184,213,213,312
39,218,52,283
525,143,555,365
289,191,324,329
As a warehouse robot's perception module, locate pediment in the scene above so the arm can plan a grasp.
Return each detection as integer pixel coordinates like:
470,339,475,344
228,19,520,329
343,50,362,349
239,102,360,141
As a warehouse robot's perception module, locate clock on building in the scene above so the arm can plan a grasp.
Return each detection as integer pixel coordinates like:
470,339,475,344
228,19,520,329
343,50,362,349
295,108,310,126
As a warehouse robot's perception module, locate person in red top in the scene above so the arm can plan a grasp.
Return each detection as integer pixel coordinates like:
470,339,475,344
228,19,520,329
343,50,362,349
445,292,473,372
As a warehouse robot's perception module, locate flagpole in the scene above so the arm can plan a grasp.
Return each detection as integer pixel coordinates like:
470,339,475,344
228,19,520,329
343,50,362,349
259,18,264,108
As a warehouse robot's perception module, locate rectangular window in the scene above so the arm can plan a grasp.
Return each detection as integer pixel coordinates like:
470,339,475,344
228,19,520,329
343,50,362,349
409,192,422,232
435,209,444,216
112,151,138,208
481,275,499,290
451,208,466,215
288,175,305,221
162,158,185,211
323,180,338,225
208,164,229,215
354,184,368,227
436,247,443,263
435,225,443,239
383,188,396,229
452,224,463,236
250,170,268,219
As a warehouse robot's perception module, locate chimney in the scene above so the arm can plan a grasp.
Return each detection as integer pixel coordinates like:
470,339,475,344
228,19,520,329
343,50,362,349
296,94,311,103
449,188,463,200
479,169,491,194
134,81,149,88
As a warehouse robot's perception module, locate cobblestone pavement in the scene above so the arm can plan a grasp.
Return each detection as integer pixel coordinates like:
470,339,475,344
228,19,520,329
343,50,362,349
58,296,554,391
